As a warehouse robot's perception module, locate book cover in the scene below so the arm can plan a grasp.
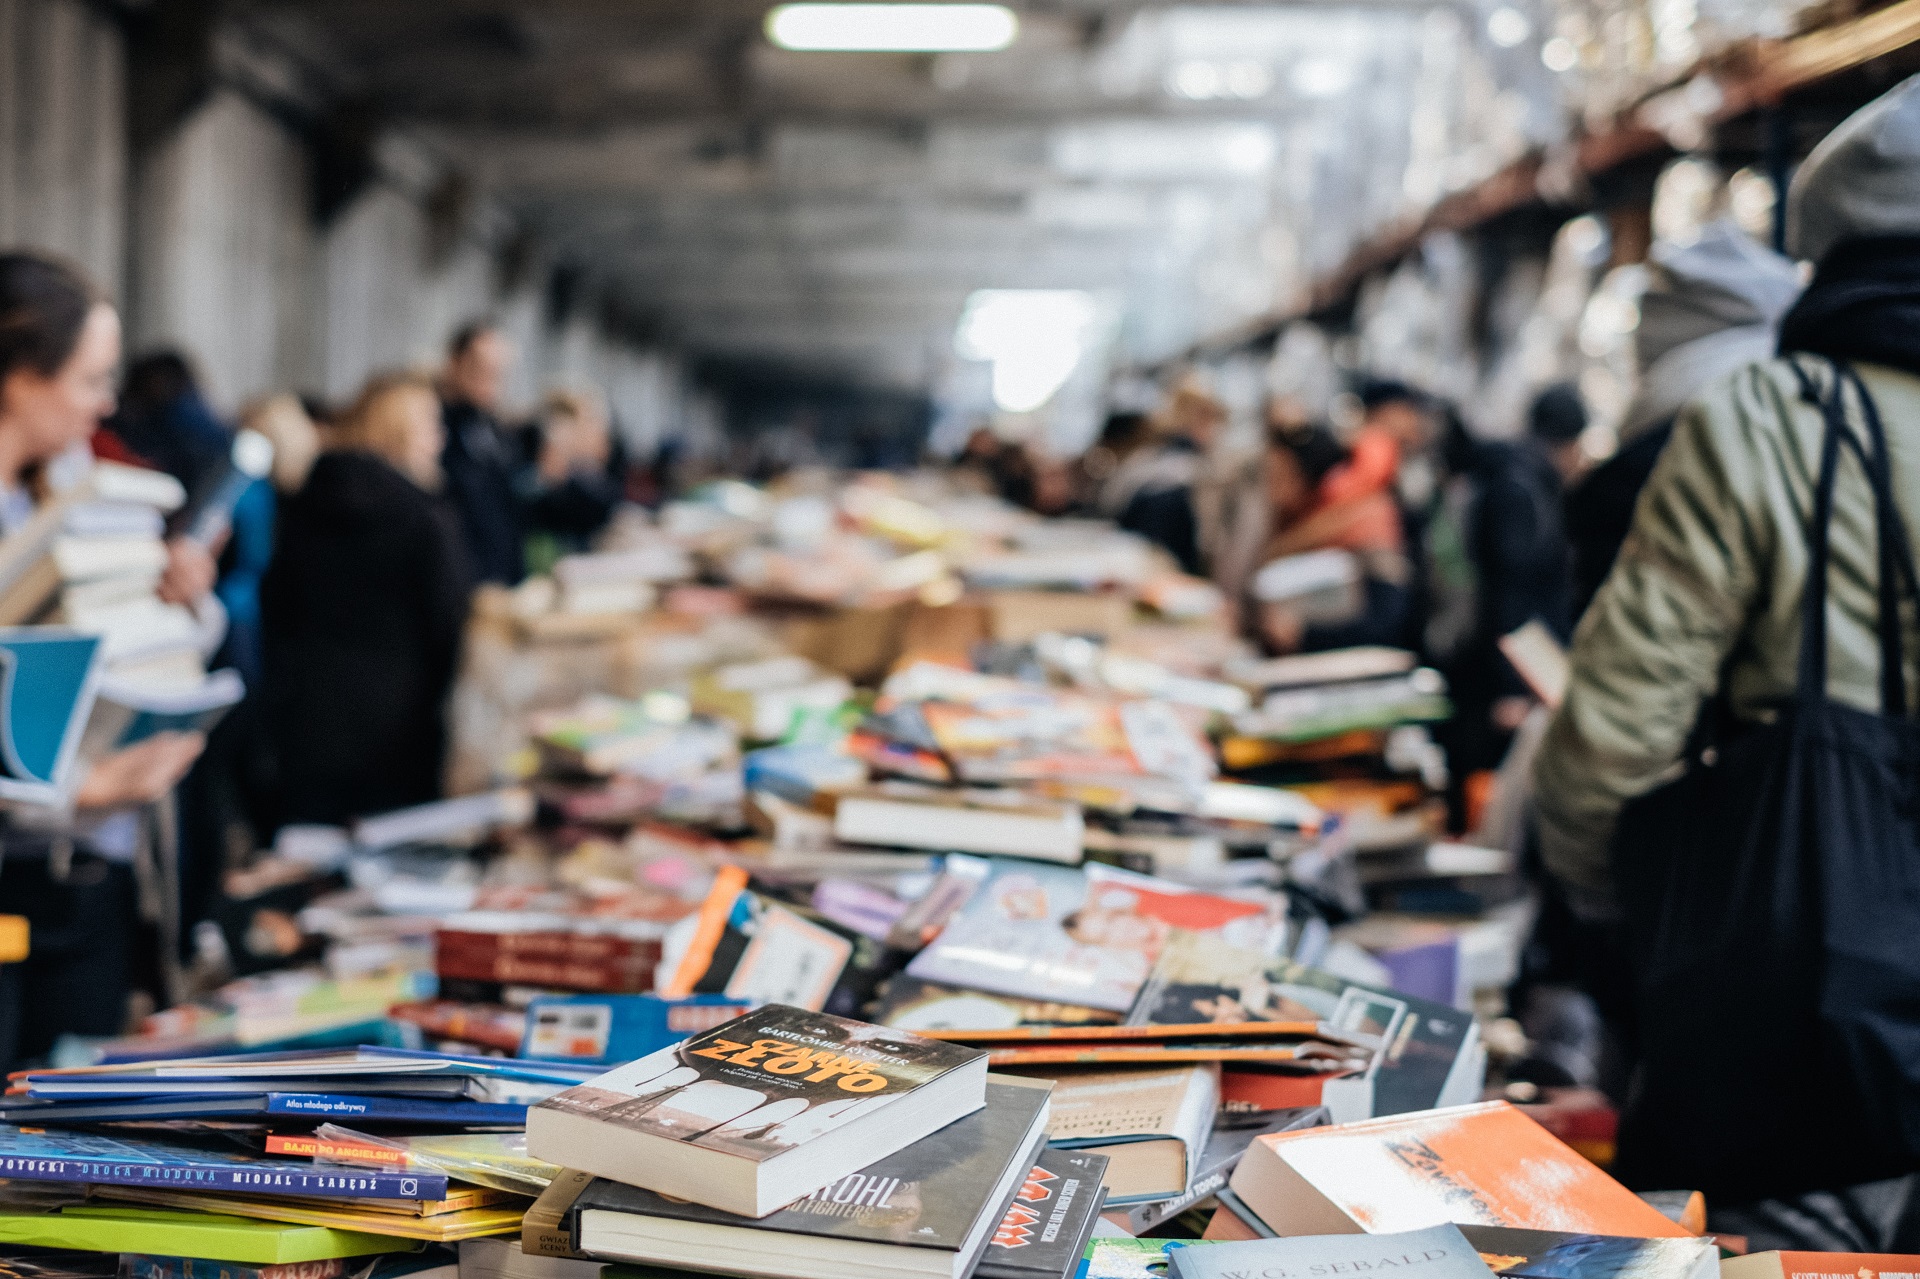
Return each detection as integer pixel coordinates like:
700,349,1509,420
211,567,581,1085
905,862,1282,1013
872,977,1121,1033
974,1148,1110,1279
1723,1254,1920,1279
1228,1102,1691,1239
1086,1240,1219,1279
0,1205,409,1265
531,1004,984,1165
94,1190,526,1245
0,628,103,805
0,1127,446,1201
1456,1225,1717,1279
0,1094,526,1127
1124,1108,1329,1235
1169,1224,1498,1279
122,1254,359,1279
567,1080,1048,1250
1130,932,1477,1118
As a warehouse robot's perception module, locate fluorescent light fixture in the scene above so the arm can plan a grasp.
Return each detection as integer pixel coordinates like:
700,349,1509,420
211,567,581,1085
765,4,1018,52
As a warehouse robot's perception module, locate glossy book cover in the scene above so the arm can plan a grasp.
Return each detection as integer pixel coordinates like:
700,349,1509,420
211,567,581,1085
0,1127,445,1201
568,1080,1047,1249
533,1004,984,1163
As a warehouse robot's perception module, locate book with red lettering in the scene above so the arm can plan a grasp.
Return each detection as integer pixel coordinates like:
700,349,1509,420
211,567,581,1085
563,1079,1049,1279
1723,1255,1920,1279
526,1004,988,1217
975,1147,1109,1279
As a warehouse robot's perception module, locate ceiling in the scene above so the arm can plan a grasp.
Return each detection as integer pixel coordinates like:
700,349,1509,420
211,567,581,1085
233,0,1568,390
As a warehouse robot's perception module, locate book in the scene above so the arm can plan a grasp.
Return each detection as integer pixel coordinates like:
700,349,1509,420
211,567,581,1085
1225,648,1417,691
94,1190,527,1245
833,784,1085,864
975,1148,1110,1279
521,994,754,1066
1722,1254,1920,1279
1498,621,1569,710
1231,671,1451,743
1085,1240,1219,1279
566,1078,1050,1279
278,1128,558,1198
904,862,1283,1014
1123,1107,1329,1235
1040,1064,1219,1205
457,1238,605,1279
1250,549,1364,619
0,1094,530,1127
0,628,104,804
972,1041,1340,1068
0,1205,408,1265
1204,1187,1274,1240
82,668,245,752
872,977,1121,1033
0,1126,447,1200
1226,1102,1693,1239
1168,1223,1499,1279
1455,1225,1717,1279
526,1004,989,1218
122,1255,361,1279
51,534,170,584
1128,932,1484,1121
523,1170,597,1260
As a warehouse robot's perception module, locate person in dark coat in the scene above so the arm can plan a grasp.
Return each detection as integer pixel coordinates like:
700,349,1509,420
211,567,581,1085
438,319,524,586
262,372,472,825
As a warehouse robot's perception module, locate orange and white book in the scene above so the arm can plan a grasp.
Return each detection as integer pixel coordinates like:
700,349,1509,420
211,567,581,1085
1228,1100,1694,1239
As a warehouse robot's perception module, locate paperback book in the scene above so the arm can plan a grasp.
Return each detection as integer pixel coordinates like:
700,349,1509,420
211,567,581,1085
0,1127,447,1201
565,1078,1049,1279
974,1148,1110,1279
1169,1224,1499,1279
526,1004,988,1217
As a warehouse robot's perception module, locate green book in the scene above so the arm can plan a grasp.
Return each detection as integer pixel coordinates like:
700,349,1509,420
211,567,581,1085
0,1205,414,1264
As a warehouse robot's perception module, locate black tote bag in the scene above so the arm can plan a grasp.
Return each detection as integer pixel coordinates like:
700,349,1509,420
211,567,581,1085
1611,360,1920,1203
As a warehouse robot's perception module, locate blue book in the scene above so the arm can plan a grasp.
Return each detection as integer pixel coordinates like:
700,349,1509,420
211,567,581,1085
0,1125,449,1201
1167,1225,1498,1279
0,628,103,804
0,1093,526,1128
519,993,754,1065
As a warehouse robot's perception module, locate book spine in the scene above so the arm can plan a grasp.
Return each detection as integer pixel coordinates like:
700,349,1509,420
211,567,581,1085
0,1150,446,1201
1124,1167,1230,1233
434,953,652,992
262,1134,409,1166
264,1093,526,1130
435,931,661,964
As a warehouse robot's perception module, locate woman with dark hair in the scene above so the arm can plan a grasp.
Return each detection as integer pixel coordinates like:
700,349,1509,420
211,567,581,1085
0,252,213,1069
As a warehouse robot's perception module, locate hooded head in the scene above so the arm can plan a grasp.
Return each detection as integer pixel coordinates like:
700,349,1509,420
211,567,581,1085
1787,72,1920,265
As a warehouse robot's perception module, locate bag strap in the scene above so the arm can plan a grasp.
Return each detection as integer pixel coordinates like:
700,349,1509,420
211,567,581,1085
1788,357,1918,715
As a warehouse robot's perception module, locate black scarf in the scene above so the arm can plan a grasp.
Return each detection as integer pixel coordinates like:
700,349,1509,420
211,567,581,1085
1778,235,1920,378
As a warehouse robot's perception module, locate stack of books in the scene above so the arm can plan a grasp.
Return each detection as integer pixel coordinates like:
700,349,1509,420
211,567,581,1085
518,1005,1105,1279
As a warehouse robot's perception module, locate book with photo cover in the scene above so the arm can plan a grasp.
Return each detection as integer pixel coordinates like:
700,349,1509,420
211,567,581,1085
1129,930,1482,1120
526,1004,988,1218
565,1079,1049,1279
974,1147,1109,1279
1456,1225,1717,1279
904,861,1283,1014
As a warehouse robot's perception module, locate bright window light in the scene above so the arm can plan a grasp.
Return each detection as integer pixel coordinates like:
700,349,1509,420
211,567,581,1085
765,4,1018,52
955,290,1098,414
1291,58,1353,98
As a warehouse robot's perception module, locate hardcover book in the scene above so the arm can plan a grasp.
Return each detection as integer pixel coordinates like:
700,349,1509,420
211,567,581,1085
974,1147,1110,1279
565,1079,1049,1279
1042,1063,1218,1205
0,1127,446,1201
526,1004,988,1217
1169,1224,1499,1279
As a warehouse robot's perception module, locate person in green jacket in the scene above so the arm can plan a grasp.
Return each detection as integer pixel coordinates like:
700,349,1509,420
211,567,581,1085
1534,73,1920,1246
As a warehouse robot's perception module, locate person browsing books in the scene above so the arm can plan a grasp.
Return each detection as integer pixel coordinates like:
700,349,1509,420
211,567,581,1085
0,251,216,1069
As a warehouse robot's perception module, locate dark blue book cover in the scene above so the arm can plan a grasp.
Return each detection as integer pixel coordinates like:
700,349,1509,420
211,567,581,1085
0,1094,524,1128
0,1125,448,1200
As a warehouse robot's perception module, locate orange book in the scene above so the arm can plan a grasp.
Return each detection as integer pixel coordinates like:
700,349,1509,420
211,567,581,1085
1228,1100,1693,1239
1724,1255,1920,1279
1221,1068,1332,1111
